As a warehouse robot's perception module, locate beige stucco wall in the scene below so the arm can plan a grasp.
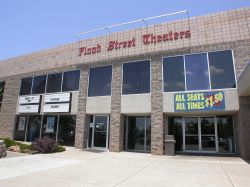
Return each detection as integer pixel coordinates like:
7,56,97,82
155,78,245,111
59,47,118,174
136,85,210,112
86,96,111,114
121,94,151,114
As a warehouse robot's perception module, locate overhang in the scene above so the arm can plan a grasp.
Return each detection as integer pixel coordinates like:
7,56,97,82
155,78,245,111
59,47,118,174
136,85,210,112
238,61,250,96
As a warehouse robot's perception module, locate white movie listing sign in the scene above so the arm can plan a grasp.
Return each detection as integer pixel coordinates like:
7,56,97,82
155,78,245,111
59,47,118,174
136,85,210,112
44,93,70,103
18,105,40,113
18,95,41,113
43,93,71,113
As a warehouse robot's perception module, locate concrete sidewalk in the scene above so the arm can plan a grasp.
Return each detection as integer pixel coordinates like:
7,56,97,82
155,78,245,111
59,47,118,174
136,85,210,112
0,149,249,187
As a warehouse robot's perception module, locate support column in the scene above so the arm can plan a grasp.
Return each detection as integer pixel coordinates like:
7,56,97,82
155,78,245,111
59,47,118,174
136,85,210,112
109,63,123,152
151,56,164,155
0,75,20,139
75,65,89,149
236,96,250,160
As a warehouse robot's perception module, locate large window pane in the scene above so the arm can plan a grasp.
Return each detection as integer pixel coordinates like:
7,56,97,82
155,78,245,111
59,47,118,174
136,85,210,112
0,82,5,111
168,117,183,151
163,56,185,92
217,116,235,153
46,73,62,93
20,77,33,95
185,53,210,91
209,50,236,89
88,66,112,97
26,116,41,142
14,116,27,141
62,70,80,92
122,60,150,94
32,75,46,94
57,115,76,146
42,115,58,140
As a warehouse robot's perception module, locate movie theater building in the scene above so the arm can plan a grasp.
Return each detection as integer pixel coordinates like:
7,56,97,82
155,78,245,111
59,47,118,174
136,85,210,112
0,7,250,159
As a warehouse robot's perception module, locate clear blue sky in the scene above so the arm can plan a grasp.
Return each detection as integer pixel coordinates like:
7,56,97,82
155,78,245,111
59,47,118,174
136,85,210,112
0,0,249,60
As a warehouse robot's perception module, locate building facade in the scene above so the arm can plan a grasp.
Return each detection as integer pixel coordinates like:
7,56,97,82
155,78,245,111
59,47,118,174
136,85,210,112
0,7,250,159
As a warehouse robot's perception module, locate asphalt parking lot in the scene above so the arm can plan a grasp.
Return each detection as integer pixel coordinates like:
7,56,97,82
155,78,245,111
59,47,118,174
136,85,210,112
0,148,249,187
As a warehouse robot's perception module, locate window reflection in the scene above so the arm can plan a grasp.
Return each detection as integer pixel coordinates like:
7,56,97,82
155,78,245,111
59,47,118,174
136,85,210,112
88,66,112,97
122,60,150,95
32,76,46,94
209,50,236,89
20,77,33,95
46,73,62,93
185,53,210,91
58,116,76,146
62,70,80,92
163,56,185,92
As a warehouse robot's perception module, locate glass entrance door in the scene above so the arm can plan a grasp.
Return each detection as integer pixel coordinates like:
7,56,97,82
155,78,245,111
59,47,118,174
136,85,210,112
200,117,216,152
185,117,199,151
125,116,151,153
184,117,216,153
169,116,235,154
92,115,109,149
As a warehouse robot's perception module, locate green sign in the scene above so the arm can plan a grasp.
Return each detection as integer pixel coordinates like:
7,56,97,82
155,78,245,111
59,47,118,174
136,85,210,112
174,91,225,112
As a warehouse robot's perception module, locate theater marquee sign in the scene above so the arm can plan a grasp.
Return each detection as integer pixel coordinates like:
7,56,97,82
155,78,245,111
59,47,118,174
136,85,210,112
78,30,191,56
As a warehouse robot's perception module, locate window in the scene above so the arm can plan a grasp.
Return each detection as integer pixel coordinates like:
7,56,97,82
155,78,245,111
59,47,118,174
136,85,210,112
122,60,150,95
0,81,5,111
163,50,236,92
32,75,46,94
168,117,183,151
26,116,42,142
42,115,58,140
209,50,236,89
46,73,62,93
57,116,76,146
163,56,185,92
88,66,112,97
185,53,210,91
62,70,80,92
14,115,27,141
217,116,235,153
20,77,33,95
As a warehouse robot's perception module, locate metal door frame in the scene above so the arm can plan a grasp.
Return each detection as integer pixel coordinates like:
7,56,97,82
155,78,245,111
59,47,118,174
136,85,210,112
183,116,217,153
125,116,150,153
91,115,109,150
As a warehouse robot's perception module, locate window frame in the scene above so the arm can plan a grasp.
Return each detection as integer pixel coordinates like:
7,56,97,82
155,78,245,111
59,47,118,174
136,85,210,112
62,70,81,92
31,75,47,94
45,72,63,93
163,55,186,92
0,81,5,111
87,65,113,97
121,59,151,95
162,49,237,93
19,69,81,96
19,77,34,96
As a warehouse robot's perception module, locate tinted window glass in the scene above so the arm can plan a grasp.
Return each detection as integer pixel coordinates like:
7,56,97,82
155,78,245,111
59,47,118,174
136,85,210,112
0,81,5,105
122,60,150,95
32,75,46,94
46,73,62,93
62,70,80,92
185,53,210,91
20,77,33,95
163,56,185,92
88,66,112,97
217,116,235,153
58,115,76,146
26,116,41,142
209,50,236,89
14,116,27,141
42,115,58,140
